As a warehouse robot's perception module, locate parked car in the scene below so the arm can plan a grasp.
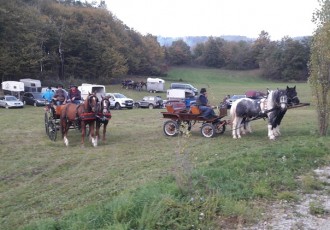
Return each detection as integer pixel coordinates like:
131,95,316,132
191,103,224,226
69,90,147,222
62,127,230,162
226,94,246,109
22,92,47,106
105,93,134,109
134,96,163,109
0,95,24,109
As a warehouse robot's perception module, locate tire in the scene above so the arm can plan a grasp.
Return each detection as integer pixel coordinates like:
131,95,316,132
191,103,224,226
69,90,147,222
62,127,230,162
5,104,9,109
214,121,226,135
134,103,140,108
48,120,57,141
115,103,121,110
44,112,49,135
201,123,215,138
148,104,154,109
163,120,178,136
34,102,37,107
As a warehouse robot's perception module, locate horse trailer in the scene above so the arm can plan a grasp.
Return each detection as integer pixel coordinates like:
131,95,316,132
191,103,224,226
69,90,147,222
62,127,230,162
78,83,106,101
19,78,42,92
1,81,25,99
147,78,165,93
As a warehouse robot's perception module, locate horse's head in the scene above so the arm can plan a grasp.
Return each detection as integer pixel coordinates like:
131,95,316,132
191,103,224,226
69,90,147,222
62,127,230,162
286,86,300,105
277,89,288,110
85,93,98,112
99,96,111,115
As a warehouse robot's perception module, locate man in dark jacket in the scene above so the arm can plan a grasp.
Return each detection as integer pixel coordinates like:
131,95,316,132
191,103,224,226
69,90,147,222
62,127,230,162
196,88,216,119
68,85,82,104
53,84,67,105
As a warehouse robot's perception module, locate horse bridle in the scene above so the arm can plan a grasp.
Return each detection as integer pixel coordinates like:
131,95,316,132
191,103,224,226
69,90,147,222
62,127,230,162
100,98,110,114
87,94,98,112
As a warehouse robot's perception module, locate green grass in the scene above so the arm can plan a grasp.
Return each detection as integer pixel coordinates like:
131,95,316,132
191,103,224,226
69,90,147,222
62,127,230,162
1,67,329,229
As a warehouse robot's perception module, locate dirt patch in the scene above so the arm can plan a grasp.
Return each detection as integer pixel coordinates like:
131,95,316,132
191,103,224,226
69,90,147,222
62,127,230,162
244,166,330,229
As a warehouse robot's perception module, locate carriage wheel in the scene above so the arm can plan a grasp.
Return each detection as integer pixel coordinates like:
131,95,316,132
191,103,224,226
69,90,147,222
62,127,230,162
44,112,49,136
214,121,226,135
201,123,215,138
48,119,57,141
163,120,179,136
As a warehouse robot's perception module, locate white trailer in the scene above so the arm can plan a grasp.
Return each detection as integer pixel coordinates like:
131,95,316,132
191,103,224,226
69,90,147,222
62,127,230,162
1,81,25,99
166,89,196,108
78,83,106,100
19,78,42,92
147,78,165,93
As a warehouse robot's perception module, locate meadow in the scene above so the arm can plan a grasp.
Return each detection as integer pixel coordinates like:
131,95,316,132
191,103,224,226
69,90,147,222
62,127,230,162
1,67,329,229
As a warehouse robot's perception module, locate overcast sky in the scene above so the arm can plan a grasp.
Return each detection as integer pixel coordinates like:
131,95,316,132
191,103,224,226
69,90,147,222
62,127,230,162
104,0,320,40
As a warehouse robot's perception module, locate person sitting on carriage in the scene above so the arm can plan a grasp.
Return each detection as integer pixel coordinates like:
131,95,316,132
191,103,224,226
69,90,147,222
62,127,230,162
68,85,82,104
42,86,54,103
196,88,217,119
53,84,67,106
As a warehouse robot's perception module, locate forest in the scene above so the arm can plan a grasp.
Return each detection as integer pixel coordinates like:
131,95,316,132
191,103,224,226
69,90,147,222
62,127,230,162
0,0,312,85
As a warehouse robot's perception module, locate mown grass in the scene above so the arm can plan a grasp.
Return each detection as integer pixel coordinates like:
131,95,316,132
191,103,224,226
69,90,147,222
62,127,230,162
1,67,329,229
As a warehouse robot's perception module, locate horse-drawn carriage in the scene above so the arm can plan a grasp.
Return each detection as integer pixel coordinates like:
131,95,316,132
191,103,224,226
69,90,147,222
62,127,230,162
161,101,228,138
44,94,111,146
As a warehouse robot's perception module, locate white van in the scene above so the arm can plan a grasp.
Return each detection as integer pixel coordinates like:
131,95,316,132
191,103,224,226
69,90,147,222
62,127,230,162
170,83,198,95
78,83,106,100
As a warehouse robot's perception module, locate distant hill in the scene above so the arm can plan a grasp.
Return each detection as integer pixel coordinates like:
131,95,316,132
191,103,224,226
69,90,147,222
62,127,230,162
157,35,254,47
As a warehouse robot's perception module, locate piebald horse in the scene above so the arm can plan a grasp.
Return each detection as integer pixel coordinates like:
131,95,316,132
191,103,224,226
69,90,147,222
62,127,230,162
60,93,98,147
230,89,288,140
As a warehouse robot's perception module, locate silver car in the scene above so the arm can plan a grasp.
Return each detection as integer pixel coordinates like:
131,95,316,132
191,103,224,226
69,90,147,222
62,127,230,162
226,95,246,109
0,95,24,109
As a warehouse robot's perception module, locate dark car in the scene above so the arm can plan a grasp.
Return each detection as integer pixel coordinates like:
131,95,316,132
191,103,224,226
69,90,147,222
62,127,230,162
22,92,47,106
134,96,163,109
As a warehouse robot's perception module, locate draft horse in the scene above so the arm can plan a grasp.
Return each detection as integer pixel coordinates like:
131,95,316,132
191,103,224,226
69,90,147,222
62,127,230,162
95,96,112,142
60,93,98,147
230,89,289,140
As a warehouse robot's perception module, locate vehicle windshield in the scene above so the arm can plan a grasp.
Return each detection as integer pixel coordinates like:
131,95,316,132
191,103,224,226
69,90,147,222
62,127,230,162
114,93,126,98
6,96,18,101
33,93,44,99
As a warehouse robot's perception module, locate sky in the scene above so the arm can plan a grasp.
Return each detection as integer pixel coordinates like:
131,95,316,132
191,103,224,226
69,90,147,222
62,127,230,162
104,0,320,40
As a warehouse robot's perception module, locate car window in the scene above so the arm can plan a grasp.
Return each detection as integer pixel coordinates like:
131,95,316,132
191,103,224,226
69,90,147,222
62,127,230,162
6,96,17,101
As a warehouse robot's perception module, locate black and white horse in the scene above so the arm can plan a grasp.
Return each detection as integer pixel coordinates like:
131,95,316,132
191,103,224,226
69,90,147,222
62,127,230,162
230,89,289,140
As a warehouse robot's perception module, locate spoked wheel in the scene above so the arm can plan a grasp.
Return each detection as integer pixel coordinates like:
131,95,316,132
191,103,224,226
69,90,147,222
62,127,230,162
163,120,179,136
201,123,215,138
214,120,226,135
48,119,57,141
44,112,49,136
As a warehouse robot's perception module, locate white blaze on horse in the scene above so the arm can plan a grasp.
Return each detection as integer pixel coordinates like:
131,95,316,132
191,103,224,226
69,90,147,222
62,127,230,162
230,89,290,140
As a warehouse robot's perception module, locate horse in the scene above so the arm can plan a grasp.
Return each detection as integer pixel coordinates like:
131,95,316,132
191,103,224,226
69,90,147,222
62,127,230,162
230,89,288,140
286,85,300,106
95,96,111,142
60,93,98,147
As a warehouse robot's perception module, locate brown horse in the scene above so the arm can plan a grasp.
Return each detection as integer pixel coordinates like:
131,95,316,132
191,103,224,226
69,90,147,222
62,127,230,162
60,93,98,147
95,96,112,142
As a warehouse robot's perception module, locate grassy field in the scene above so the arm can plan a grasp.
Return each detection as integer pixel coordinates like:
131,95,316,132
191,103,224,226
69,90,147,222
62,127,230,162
1,67,329,229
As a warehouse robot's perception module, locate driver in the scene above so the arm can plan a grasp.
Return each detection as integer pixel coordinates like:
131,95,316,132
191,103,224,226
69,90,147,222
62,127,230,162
196,88,216,119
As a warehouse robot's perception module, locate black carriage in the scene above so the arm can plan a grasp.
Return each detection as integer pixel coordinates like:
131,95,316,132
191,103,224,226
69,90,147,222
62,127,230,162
161,101,228,138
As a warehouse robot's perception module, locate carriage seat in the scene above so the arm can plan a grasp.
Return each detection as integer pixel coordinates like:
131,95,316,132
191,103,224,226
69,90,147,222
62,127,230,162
190,105,201,115
165,102,187,113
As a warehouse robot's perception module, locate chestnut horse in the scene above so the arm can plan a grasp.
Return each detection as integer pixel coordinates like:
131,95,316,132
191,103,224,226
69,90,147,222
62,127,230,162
95,96,111,142
60,93,98,147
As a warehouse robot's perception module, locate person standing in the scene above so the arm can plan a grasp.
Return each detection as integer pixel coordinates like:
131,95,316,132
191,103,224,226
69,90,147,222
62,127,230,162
68,85,82,104
53,84,67,105
196,88,216,119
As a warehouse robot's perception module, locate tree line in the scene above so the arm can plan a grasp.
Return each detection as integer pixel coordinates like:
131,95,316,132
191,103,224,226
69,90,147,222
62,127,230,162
0,0,311,85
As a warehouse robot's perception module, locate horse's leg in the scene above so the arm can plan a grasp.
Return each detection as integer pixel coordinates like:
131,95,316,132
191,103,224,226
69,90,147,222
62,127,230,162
80,121,86,147
90,122,98,147
246,121,252,133
102,122,108,141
